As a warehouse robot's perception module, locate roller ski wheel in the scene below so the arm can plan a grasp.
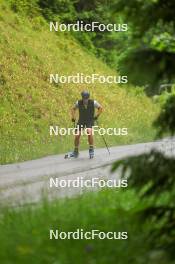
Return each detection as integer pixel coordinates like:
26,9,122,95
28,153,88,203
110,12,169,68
64,151,79,159
89,148,94,159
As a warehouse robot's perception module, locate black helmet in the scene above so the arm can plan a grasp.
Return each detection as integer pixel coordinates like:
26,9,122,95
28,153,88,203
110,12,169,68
81,90,90,99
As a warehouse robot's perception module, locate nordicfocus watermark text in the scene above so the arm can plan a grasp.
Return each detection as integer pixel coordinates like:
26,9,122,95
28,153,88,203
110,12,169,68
50,73,127,84
50,229,128,240
50,177,128,189
50,126,128,136
50,21,128,32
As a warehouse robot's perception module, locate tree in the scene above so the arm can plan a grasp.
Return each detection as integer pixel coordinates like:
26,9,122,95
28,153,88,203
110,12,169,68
112,0,175,94
111,1,175,260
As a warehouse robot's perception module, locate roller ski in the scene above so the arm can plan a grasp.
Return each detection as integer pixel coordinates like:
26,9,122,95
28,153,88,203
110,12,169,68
64,150,79,159
89,147,94,159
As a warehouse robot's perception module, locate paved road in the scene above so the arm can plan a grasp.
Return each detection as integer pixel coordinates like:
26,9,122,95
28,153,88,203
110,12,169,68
0,138,175,206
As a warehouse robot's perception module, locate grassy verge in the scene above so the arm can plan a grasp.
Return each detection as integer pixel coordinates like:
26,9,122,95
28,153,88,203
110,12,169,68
0,188,153,264
0,2,159,164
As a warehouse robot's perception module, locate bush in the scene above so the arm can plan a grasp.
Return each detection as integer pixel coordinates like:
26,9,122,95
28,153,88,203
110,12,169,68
112,150,175,261
38,0,77,22
154,95,175,137
9,0,40,17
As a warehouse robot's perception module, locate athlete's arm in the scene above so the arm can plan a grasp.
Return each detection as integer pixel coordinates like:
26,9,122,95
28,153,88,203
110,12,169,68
96,106,103,119
94,100,103,119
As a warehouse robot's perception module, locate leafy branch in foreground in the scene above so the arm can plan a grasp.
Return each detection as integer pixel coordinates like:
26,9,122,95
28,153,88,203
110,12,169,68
112,150,175,195
111,150,175,259
154,95,175,137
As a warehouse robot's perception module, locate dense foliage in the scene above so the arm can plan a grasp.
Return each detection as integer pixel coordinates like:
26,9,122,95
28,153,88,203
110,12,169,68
108,0,175,261
8,0,175,94
112,150,175,260
7,0,133,72
154,95,175,137
111,0,175,94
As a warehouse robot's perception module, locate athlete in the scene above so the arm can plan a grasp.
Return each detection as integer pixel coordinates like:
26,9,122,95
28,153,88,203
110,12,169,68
70,91,103,158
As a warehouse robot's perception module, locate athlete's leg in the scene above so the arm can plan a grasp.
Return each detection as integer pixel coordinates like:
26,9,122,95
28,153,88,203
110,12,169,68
87,128,94,146
74,133,81,149
74,124,82,153
87,128,94,158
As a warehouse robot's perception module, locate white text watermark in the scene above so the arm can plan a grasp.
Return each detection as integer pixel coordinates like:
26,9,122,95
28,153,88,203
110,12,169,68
50,177,128,189
50,229,128,240
50,21,128,32
50,126,128,136
50,74,128,84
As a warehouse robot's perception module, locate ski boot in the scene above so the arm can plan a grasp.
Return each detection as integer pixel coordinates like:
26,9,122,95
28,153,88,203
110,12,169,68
64,149,79,159
89,146,94,159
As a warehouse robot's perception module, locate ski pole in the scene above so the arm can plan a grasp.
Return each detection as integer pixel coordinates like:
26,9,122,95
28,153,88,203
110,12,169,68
96,120,110,156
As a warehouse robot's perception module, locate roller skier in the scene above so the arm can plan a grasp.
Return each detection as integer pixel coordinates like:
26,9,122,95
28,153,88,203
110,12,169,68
65,91,103,159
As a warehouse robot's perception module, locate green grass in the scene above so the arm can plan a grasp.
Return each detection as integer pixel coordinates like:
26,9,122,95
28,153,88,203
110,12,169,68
0,189,153,264
0,2,160,164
